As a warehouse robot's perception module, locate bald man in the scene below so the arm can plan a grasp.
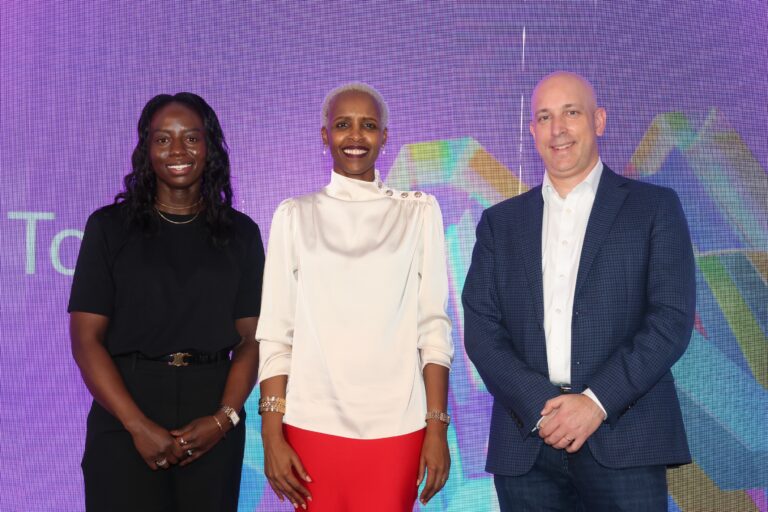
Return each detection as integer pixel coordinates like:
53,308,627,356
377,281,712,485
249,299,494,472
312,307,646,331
463,72,695,511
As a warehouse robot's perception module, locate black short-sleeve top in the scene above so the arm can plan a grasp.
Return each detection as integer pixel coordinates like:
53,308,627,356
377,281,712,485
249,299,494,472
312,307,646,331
68,203,265,357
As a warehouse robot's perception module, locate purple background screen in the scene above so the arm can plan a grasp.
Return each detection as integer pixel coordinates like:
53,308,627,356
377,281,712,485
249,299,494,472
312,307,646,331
1,1,766,510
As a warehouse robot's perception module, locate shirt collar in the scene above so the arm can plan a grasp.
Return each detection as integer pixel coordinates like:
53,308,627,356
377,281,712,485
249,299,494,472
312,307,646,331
325,169,386,201
542,158,603,202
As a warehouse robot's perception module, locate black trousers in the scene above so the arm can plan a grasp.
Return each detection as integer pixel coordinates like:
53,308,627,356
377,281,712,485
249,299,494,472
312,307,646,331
82,355,245,512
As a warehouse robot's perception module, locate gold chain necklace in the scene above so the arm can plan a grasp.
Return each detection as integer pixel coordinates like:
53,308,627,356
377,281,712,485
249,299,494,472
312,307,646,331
155,207,201,225
155,197,203,210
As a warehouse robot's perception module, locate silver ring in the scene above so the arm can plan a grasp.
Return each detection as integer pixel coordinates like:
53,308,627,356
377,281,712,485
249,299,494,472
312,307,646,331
179,437,188,446
155,458,168,467
186,449,194,457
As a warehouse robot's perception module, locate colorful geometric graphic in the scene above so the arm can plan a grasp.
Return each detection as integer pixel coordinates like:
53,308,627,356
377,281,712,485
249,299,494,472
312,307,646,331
390,139,528,511
630,110,768,511
627,109,768,252
375,108,768,510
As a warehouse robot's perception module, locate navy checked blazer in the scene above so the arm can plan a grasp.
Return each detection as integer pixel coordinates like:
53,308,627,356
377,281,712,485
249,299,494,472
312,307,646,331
462,166,696,476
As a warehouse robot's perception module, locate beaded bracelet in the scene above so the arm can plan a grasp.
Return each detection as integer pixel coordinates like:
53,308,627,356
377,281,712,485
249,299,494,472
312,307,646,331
425,410,451,425
258,396,286,415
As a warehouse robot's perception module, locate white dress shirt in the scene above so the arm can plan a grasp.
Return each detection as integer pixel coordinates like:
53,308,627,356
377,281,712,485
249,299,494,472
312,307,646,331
257,170,454,439
542,160,606,417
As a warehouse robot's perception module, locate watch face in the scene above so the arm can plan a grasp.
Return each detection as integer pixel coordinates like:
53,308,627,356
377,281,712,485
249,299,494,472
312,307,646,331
222,406,240,427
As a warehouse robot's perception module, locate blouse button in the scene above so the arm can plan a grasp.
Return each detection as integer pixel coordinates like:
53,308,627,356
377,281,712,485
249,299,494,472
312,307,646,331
401,192,409,198
414,191,423,198
385,190,393,196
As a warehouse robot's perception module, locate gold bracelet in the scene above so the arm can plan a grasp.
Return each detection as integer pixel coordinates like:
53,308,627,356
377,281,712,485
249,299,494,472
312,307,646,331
258,396,286,415
425,410,451,425
212,415,226,437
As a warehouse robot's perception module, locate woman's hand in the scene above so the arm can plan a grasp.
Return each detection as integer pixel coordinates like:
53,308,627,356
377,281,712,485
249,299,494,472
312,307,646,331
417,424,451,505
71,312,184,470
126,417,184,470
262,430,312,510
170,414,227,467
259,377,310,508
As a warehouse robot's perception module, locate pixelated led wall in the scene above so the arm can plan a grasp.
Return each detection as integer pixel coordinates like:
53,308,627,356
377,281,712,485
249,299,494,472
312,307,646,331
1,2,765,510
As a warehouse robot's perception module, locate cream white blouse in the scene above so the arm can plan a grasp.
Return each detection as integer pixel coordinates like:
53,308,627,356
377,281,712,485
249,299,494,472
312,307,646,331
257,170,453,439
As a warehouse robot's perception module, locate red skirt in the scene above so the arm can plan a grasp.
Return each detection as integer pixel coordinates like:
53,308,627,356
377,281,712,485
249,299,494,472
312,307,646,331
283,424,425,512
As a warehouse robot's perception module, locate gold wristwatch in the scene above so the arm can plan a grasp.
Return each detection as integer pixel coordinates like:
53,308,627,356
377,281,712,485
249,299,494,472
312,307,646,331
220,405,240,427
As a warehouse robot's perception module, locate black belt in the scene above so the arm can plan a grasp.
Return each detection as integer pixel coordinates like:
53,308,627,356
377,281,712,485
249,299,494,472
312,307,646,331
135,349,230,367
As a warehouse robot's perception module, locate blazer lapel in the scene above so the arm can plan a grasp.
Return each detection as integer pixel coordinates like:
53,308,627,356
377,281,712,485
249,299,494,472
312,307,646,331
520,188,545,328
575,166,629,297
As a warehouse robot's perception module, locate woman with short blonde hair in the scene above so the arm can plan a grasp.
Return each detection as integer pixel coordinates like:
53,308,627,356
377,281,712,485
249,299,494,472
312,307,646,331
257,83,453,511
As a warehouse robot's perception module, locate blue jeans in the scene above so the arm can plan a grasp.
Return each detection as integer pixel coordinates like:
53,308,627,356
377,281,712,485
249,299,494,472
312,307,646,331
494,443,667,512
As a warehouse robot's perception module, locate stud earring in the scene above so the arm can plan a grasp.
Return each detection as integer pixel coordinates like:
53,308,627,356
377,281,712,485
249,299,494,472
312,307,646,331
381,146,386,156
323,146,327,156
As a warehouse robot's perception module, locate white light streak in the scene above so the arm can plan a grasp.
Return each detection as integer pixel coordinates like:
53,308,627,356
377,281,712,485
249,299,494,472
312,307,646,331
518,26,527,196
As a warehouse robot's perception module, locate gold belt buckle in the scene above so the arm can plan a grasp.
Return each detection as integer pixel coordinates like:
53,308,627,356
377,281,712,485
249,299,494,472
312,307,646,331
168,352,192,367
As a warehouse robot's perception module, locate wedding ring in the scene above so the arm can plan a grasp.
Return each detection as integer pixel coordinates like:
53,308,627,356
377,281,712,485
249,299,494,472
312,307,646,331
179,437,188,446
186,449,194,457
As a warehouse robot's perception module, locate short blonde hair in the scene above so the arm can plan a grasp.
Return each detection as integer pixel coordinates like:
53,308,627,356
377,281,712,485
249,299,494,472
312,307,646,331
321,82,389,127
